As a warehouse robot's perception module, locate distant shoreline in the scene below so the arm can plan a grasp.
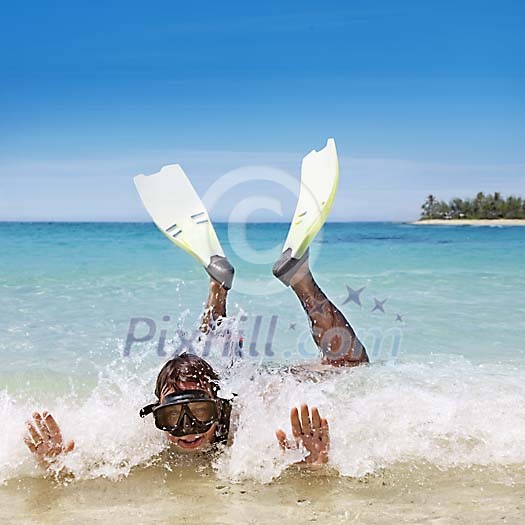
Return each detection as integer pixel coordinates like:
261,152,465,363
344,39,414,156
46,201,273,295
411,219,525,226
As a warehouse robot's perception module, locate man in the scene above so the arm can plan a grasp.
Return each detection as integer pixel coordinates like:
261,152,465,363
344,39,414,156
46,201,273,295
25,140,369,469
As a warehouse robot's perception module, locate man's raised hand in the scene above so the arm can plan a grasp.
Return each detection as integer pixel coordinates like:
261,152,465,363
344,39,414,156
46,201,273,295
24,411,75,469
275,404,329,465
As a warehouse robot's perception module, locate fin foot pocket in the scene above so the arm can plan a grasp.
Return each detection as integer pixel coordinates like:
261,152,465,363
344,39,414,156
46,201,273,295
206,255,235,290
272,248,309,287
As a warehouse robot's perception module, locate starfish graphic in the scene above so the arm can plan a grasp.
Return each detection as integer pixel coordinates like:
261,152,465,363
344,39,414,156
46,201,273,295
395,313,403,322
309,296,328,317
371,297,388,314
342,285,366,307
288,322,297,331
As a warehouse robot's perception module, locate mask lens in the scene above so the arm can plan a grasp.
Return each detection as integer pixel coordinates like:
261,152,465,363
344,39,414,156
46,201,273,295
154,404,183,428
187,401,217,423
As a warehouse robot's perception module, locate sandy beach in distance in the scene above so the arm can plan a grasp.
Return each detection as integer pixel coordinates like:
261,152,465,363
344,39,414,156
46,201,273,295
411,219,525,226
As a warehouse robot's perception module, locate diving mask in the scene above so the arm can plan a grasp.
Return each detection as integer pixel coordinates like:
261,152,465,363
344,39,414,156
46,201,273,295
140,390,222,437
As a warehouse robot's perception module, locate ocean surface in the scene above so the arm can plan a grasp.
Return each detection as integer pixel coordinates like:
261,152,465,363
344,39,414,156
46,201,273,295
1,222,524,523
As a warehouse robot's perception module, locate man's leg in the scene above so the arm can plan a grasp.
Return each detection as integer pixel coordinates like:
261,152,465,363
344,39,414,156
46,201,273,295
200,278,228,334
282,256,369,366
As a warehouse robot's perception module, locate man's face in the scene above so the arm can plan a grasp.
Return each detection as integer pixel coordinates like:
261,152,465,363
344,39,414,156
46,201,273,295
161,380,217,453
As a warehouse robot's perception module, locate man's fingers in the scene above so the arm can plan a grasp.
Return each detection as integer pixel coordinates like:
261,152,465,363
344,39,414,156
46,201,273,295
275,430,289,451
43,412,63,443
290,407,302,444
26,421,42,444
321,418,330,447
24,412,73,465
300,404,312,436
33,412,52,441
24,435,37,454
311,407,321,439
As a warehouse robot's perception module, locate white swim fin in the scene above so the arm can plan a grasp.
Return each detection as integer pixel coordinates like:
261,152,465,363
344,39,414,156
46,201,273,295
273,138,339,285
134,164,234,289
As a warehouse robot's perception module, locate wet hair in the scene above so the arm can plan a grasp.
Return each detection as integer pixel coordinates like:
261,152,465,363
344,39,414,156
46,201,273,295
155,352,220,399
154,353,231,444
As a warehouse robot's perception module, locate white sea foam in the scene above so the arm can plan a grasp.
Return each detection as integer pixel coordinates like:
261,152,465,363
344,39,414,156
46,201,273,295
2,349,525,485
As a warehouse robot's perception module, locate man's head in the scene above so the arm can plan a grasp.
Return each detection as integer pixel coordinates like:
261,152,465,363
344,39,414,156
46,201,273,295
147,353,230,453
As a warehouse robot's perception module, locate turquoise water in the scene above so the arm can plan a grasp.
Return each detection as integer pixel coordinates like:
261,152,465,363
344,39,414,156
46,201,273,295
2,222,524,377
1,222,525,483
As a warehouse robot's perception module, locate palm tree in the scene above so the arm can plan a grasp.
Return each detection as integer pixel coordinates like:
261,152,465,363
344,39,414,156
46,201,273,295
473,192,485,218
450,198,464,219
505,195,525,218
421,194,437,219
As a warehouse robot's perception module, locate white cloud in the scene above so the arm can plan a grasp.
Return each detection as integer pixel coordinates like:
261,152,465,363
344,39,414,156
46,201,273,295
0,150,523,221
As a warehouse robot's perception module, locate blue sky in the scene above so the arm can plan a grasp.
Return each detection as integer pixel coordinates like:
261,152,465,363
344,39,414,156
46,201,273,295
0,0,523,221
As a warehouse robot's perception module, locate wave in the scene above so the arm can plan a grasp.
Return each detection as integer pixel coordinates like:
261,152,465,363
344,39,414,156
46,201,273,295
2,349,525,485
